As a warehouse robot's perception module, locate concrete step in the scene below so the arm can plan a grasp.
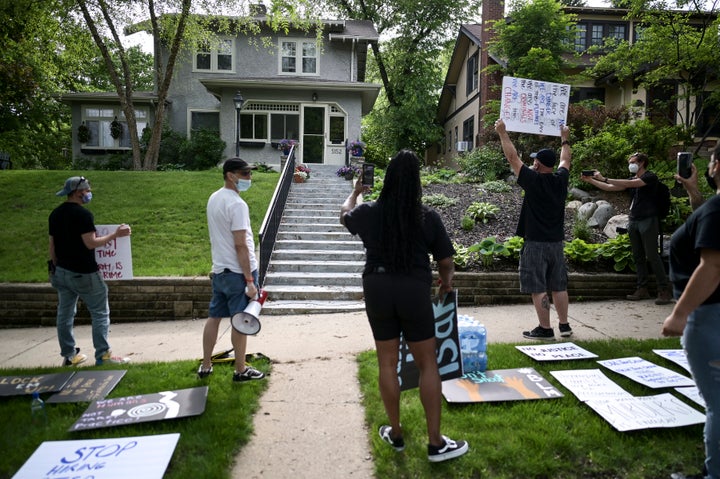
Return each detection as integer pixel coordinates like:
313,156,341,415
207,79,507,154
285,202,344,211
263,272,361,287
261,299,366,315
283,208,338,218
268,260,364,273
263,285,364,301
274,240,363,251
271,249,365,262
276,231,357,242
279,222,348,233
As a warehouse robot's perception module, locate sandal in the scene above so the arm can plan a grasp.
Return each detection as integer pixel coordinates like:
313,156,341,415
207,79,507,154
197,365,213,379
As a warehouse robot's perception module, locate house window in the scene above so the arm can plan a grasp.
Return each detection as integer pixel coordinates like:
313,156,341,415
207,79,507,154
270,113,300,142
462,116,475,151
329,116,345,144
570,88,605,104
466,53,478,96
194,38,234,72
239,112,268,140
82,106,147,149
280,39,318,75
575,21,627,52
190,111,220,136
454,126,458,150
695,91,720,137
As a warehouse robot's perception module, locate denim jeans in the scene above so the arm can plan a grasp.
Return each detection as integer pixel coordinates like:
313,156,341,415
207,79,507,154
50,266,111,362
628,216,668,289
682,302,720,479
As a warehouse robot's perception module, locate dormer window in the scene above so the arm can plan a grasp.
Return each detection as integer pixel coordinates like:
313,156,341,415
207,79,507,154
279,39,318,75
195,38,234,72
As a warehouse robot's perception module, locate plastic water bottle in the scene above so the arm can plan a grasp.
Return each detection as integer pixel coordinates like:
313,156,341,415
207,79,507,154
31,391,47,427
476,351,488,372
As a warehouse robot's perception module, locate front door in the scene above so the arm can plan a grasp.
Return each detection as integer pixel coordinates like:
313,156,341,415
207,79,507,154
302,106,325,163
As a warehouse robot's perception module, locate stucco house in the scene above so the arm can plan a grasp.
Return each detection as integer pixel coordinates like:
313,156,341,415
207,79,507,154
62,7,381,167
431,0,719,166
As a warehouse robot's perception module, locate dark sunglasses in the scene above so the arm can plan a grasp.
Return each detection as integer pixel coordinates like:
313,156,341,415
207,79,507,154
237,170,252,177
73,176,87,191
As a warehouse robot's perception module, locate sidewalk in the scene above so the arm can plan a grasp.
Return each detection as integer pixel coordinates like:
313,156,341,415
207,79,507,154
0,299,677,478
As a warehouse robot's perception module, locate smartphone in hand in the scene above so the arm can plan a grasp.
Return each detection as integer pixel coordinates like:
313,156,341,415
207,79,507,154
362,163,375,188
581,170,595,177
677,152,692,179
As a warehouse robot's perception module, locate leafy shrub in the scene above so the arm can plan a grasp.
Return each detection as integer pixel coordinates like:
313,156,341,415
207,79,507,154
572,217,593,242
469,237,507,267
662,195,693,232
480,180,512,193
564,238,601,264
597,234,635,272
461,215,475,231
466,202,500,223
180,129,226,170
422,193,458,208
503,236,524,260
452,242,477,270
421,168,459,185
457,145,507,182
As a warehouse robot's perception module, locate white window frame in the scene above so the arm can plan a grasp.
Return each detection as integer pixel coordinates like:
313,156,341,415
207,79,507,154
193,37,235,73
187,109,221,138
81,106,148,150
278,38,319,76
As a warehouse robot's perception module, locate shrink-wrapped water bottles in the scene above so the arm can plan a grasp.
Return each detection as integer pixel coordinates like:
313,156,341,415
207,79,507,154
458,315,487,373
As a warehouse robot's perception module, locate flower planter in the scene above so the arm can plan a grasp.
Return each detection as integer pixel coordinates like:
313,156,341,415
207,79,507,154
344,172,354,180
293,174,305,183
351,147,364,157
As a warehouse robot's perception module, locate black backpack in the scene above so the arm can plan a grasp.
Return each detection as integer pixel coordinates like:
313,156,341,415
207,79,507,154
654,180,671,220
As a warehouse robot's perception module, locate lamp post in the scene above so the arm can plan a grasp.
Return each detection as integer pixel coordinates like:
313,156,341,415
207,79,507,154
233,91,244,157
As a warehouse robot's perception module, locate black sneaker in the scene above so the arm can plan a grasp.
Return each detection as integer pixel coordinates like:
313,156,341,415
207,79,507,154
378,425,405,452
427,435,469,462
523,326,555,341
558,323,573,337
232,366,265,382
197,365,213,379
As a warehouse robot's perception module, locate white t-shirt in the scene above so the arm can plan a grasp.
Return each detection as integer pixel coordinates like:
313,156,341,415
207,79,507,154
206,187,257,275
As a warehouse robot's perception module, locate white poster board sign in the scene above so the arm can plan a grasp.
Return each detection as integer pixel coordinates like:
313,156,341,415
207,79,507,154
597,357,696,389
550,369,632,402
516,342,598,361
584,393,705,432
499,76,571,136
653,349,692,374
675,386,706,409
95,224,133,280
12,433,179,479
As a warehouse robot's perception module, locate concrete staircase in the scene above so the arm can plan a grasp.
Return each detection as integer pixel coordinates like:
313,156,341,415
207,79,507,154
261,164,367,314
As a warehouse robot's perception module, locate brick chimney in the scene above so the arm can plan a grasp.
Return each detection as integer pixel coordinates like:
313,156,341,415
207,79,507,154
479,0,504,143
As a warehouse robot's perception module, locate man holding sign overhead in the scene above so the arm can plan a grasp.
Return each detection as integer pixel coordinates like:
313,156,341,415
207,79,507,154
495,119,572,341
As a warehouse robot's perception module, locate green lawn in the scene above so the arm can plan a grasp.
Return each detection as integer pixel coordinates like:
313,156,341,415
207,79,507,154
0,169,279,282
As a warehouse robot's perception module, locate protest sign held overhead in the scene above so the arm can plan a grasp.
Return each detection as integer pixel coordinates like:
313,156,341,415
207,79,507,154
500,76,571,136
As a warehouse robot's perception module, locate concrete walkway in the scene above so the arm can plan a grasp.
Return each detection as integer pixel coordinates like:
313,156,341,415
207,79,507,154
0,299,677,478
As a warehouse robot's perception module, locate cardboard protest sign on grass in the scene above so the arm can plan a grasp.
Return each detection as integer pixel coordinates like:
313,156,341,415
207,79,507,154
584,393,705,432
398,291,463,391
442,368,563,403
499,76,571,136
597,357,695,389
653,349,692,374
12,433,179,479
516,342,598,361
47,370,126,404
69,386,208,432
550,369,632,402
0,372,74,397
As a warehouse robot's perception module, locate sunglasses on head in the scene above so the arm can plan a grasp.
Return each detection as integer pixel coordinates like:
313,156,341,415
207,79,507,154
73,176,87,191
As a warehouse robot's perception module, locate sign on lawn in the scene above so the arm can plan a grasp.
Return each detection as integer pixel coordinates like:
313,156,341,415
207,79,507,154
0,372,74,396
516,342,598,361
442,368,563,403
597,357,695,389
499,76,571,136
95,224,133,280
47,370,126,404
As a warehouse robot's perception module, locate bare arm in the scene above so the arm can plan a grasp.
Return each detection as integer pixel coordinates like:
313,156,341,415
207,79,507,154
494,119,524,177
340,177,366,226
558,126,571,171
662,248,720,336
675,164,705,211
49,236,56,264
233,229,257,297
437,256,454,296
81,224,131,250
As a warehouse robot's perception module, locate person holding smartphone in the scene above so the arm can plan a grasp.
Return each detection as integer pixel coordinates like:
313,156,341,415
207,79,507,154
580,152,672,305
340,149,468,463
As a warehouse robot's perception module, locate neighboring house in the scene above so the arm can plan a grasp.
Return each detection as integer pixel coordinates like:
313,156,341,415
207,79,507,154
62,7,381,167
431,0,719,166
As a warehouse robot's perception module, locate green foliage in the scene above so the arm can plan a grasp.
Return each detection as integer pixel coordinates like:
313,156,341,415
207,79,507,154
663,194,693,232
503,235,524,260
597,233,636,272
466,202,500,223
469,237,508,267
422,193,458,208
180,130,227,170
457,145,507,182
452,242,477,270
0,359,271,479
564,238,601,264
421,167,460,186
572,217,593,242
461,215,475,231
479,180,512,193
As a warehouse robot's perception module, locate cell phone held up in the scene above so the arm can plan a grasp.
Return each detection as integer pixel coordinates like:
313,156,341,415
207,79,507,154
361,163,375,188
677,152,692,179
581,170,595,177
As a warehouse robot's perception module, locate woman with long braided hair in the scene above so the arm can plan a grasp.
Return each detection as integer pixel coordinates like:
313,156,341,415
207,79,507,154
340,149,468,463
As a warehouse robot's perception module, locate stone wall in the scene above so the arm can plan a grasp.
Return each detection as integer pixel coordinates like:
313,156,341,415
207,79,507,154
0,272,650,328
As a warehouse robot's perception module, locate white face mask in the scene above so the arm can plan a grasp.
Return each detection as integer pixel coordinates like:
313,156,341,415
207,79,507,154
628,163,639,174
235,179,251,192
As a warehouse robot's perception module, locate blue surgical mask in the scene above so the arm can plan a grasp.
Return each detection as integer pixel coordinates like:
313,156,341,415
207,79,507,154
628,163,639,174
235,179,251,192
81,192,93,204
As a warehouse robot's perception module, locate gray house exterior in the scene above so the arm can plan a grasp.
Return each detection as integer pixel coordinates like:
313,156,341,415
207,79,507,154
63,13,381,167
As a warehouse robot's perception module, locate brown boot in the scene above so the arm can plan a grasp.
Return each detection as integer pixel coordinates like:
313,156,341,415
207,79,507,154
627,287,650,300
655,287,673,305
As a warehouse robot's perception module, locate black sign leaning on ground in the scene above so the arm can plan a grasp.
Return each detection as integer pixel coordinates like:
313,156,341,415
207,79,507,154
398,290,463,391
442,368,564,403
46,370,127,403
69,386,209,432
0,372,75,396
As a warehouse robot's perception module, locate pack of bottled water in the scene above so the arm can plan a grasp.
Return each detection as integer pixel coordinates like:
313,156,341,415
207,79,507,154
457,314,487,373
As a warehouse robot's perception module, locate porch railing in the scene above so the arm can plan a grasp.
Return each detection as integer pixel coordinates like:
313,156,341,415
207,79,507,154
257,146,296,287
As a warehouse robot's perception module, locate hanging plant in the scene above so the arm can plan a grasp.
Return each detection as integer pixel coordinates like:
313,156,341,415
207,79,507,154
77,122,90,143
110,116,123,139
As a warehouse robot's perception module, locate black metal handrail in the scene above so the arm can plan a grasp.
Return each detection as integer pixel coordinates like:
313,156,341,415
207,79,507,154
257,146,296,287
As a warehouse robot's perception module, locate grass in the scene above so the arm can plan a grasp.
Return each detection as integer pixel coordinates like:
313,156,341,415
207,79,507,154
359,337,705,479
0,169,279,282
0,358,271,479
